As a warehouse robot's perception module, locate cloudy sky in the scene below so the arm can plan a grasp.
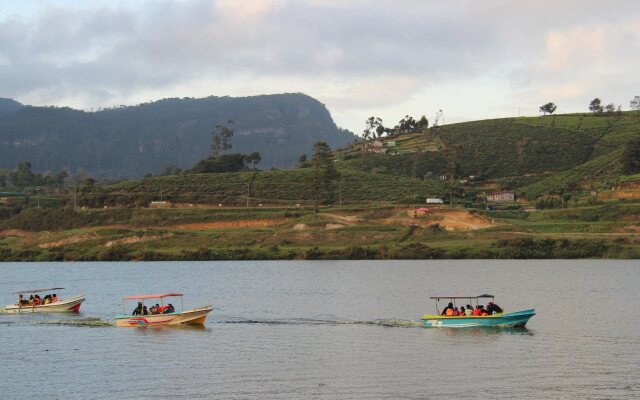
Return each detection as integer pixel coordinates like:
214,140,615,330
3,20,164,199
1,0,639,133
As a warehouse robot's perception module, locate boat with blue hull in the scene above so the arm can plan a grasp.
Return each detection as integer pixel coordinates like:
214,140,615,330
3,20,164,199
421,294,535,328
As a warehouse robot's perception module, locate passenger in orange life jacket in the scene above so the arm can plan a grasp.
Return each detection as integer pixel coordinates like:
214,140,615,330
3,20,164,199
442,302,454,316
472,305,482,316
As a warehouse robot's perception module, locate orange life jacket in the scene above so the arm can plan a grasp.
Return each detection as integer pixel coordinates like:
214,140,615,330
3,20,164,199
472,309,481,316
445,308,454,316
481,311,488,316
453,310,459,316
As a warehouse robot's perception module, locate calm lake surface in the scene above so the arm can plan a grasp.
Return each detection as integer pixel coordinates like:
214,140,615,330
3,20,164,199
1,260,639,399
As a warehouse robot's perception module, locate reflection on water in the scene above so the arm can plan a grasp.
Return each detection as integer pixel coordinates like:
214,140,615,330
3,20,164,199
0,260,638,400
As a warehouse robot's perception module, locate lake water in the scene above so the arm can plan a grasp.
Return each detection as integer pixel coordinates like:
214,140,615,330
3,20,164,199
1,260,638,399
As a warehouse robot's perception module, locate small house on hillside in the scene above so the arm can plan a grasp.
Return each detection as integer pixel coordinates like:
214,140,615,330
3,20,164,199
369,140,386,154
487,191,515,202
426,198,444,204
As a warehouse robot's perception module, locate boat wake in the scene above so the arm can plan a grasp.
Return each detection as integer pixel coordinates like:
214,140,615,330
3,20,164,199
216,317,422,328
37,318,114,328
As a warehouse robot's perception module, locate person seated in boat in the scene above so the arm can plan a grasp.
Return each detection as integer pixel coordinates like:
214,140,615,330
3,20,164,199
143,306,148,315
480,305,489,316
486,302,503,315
472,305,482,316
157,304,169,314
43,294,52,305
132,302,144,315
442,302,454,316
164,304,175,314
28,295,35,305
458,306,466,316
465,305,473,316
17,294,29,306
52,294,58,303
34,295,42,305
149,304,159,315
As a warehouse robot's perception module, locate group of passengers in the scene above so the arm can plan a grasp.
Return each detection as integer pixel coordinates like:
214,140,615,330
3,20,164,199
131,301,175,316
441,301,503,317
17,293,58,306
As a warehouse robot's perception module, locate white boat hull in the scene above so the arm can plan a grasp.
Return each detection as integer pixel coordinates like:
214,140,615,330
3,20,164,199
114,305,213,327
5,294,85,314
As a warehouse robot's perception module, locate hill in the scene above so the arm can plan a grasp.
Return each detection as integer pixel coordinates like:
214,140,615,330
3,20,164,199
0,93,356,178
341,112,640,198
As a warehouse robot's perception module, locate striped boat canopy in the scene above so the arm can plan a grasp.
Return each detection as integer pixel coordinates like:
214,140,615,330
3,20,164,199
14,288,64,294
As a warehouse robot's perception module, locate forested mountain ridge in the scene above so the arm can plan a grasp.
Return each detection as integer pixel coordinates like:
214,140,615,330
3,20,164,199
0,93,356,178
0,98,23,117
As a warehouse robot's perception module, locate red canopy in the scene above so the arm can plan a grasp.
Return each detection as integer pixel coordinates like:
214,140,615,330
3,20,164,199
123,293,183,300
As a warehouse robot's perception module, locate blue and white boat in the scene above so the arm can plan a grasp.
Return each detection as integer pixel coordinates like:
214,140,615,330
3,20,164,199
421,294,535,328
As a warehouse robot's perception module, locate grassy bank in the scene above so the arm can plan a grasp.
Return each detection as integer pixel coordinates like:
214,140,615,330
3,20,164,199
1,202,638,261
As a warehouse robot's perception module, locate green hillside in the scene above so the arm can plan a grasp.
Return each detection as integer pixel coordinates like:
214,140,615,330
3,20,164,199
342,112,640,198
93,167,445,207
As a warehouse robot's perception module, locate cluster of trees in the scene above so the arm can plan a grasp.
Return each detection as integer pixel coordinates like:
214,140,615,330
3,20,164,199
189,152,262,174
540,96,640,117
361,114,431,141
187,119,262,174
0,161,69,189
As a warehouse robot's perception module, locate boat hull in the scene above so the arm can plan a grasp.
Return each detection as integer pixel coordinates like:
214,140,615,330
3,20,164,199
421,309,535,328
114,305,213,327
5,295,85,314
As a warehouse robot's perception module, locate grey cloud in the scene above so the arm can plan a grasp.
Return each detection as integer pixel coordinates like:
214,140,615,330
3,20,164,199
0,0,638,119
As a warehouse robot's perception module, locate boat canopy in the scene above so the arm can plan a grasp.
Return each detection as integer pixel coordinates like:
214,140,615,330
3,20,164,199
123,293,184,300
14,287,64,294
430,294,494,300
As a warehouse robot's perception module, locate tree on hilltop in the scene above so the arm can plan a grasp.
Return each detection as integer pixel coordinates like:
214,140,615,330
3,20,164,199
631,96,640,119
589,98,603,114
539,102,557,115
604,103,616,114
417,115,429,132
